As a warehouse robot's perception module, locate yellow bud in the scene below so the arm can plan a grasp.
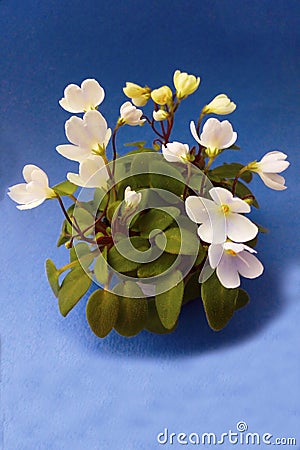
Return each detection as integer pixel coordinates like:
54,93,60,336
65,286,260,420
153,142,161,151
151,85,173,105
153,109,170,121
173,69,200,100
123,82,151,106
202,94,236,115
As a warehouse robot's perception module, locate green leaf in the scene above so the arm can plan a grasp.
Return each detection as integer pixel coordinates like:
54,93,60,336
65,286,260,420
183,271,201,305
70,242,95,269
235,288,250,310
45,259,60,297
155,227,200,255
124,141,147,148
58,266,92,316
113,282,148,337
194,244,206,266
201,272,238,331
86,289,119,338
210,163,252,183
155,271,184,329
94,247,109,285
137,208,178,235
56,219,73,247
107,200,122,222
72,207,95,232
108,243,141,273
137,253,177,278
145,299,178,334
52,180,78,196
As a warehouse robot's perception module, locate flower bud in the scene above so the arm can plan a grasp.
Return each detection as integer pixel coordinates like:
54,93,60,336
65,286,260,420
153,110,170,121
123,82,151,107
173,70,200,100
202,94,236,115
151,85,173,105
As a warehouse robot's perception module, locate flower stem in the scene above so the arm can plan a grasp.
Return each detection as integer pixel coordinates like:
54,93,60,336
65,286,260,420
231,166,248,195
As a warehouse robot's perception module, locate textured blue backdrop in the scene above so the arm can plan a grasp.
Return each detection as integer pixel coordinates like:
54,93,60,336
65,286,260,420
1,1,299,449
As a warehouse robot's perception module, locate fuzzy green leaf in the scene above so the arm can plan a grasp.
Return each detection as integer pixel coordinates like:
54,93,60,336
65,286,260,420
94,248,109,285
69,242,95,269
137,253,177,278
183,271,201,305
210,163,252,183
52,180,78,196
45,259,60,297
145,299,178,334
201,272,238,331
58,267,92,317
155,271,184,329
137,208,178,235
235,288,250,310
86,289,119,338
155,227,200,255
113,282,148,337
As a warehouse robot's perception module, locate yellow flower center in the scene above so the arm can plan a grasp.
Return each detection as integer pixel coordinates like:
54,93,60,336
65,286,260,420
225,249,237,256
221,204,230,214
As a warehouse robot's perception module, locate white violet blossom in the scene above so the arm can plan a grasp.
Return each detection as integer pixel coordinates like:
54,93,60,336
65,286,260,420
59,79,105,113
190,118,237,157
208,241,264,289
119,102,145,126
124,186,142,209
162,141,191,163
185,187,258,244
8,165,56,210
249,151,290,191
56,110,111,162
67,155,109,188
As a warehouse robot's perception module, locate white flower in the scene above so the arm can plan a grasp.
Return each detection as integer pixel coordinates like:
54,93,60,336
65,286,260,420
153,110,170,121
124,186,142,209
173,70,200,99
119,102,145,126
8,165,56,210
123,82,151,107
185,187,258,244
202,94,236,115
208,241,264,288
59,79,105,113
190,118,237,157
56,110,111,162
67,155,109,188
162,141,191,163
249,151,290,191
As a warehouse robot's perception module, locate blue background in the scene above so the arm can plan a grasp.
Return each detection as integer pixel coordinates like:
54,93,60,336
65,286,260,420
1,1,299,448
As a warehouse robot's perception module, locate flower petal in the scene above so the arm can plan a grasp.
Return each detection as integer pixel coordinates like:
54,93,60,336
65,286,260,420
56,144,90,162
17,198,45,210
259,172,287,190
190,121,201,144
235,251,264,279
226,213,258,242
208,244,224,269
209,187,233,205
84,110,109,145
22,164,41,183
216,254,240,288
81,79,105,107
